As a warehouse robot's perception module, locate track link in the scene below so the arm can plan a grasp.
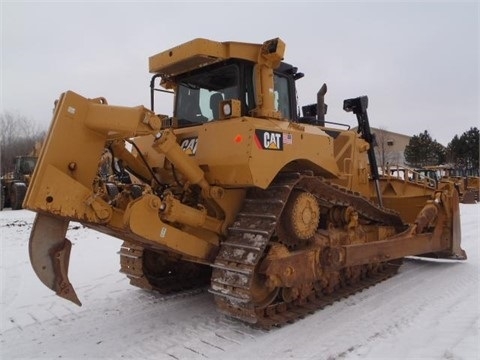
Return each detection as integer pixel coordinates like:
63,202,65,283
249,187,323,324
119,242,211,294
210,172,406,328
210,173,298,323
217,261,400,329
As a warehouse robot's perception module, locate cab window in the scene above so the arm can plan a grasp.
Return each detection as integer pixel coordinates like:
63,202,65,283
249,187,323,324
175,64,239,126
273,74,291,119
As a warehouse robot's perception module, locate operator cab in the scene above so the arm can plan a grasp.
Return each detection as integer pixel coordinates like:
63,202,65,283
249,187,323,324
151,59,303,128
15,156,37,176
174,60,242,127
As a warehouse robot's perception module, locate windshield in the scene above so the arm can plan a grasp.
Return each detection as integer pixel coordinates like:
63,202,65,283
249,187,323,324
175,64,239,127
18,157,37,174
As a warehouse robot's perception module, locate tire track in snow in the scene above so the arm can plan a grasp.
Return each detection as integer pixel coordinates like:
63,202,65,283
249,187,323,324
334,257,478,359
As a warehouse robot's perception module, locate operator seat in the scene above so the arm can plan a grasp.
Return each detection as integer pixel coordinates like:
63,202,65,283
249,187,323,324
209,93,224,120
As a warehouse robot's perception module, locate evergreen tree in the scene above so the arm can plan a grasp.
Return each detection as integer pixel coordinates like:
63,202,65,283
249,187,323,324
447,127,479,173
404,130,446,168
446,135,461,165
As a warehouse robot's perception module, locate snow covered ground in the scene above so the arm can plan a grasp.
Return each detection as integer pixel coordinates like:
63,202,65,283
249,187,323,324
1,205,479,360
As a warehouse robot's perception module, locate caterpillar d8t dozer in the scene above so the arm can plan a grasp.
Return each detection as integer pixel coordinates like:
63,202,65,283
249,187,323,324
24,38,466,328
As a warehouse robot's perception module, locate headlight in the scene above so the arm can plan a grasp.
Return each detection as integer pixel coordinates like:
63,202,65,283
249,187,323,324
222,103,232,117
220,99,241,119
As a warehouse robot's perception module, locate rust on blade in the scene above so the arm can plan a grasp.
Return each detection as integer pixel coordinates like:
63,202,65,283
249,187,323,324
50,239,82,306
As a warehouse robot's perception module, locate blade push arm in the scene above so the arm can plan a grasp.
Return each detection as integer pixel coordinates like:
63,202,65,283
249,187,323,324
25,91,162,221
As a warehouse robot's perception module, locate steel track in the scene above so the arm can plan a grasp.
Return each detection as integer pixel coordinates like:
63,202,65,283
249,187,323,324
119,242,211,294
119,172,407,327
209,172,405,328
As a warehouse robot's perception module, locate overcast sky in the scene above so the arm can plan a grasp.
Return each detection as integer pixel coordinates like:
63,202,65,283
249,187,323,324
1,1,478,145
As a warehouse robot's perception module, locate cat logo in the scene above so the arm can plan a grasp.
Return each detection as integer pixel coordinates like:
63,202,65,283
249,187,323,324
180,137,198,155
254,130,283,151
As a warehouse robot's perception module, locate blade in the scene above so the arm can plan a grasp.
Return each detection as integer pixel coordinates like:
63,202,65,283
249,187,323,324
450,189,467,260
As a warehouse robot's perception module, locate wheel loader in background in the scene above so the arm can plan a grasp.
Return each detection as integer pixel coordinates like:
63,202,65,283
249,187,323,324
1,141,43,210
1,156,37,210
1,142,42,210
24,38,466,328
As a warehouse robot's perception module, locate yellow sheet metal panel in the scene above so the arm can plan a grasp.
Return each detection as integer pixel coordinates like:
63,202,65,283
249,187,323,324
148,38,284,75
149,38,229,75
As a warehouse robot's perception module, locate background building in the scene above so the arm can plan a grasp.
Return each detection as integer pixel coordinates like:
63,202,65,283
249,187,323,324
352,127,412,167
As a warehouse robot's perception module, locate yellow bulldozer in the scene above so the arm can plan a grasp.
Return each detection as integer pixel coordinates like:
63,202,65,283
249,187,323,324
420,165,478,204
24,38,466,328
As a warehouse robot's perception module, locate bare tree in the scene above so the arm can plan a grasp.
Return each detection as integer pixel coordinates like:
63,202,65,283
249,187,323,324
0,112,46,175
373,128,400,169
